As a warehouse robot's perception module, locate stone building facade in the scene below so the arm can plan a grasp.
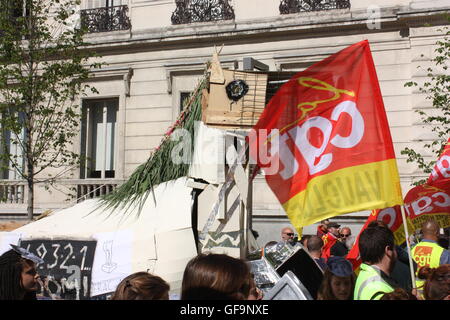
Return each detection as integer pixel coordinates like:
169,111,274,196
1,0,449,245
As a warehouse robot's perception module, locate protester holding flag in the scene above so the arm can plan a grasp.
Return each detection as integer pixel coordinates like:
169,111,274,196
321,222,348,259
354,225,399,300
411,219,450,296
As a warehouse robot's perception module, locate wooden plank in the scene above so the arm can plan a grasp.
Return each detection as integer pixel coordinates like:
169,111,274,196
201,88,209,123
206,69,268,127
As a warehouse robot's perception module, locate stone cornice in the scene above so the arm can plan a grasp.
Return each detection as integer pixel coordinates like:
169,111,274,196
79,6,449,56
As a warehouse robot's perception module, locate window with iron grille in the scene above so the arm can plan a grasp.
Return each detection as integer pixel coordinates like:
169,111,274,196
171,0,235,25
80,0,131,33
279,0,351,14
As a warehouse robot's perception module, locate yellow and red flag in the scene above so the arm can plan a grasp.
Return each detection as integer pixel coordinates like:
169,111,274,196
346,179,450,270
427,137,450,185
250,40,403,232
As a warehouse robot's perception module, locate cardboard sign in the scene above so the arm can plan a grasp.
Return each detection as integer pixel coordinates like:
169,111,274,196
21,239,96,300
275,246,323,299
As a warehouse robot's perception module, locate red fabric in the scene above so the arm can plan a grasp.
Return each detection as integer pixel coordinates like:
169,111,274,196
321,232,338,259
249,40,398,204
316,225,327,238
346,179,450,271
427,138,450,185
404,179,450,217
346,206,404,270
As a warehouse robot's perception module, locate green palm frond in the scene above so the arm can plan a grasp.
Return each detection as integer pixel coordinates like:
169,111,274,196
97,75,208,217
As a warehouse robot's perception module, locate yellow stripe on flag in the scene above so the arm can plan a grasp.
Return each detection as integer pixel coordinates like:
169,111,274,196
283,159,403,230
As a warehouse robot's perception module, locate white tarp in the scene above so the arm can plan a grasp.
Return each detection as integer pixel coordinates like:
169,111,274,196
1,177,197,297
0,232,22,256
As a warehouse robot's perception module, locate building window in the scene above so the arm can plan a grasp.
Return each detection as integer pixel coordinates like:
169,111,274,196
80,0,131,33
0,112,25,180
0,0,31,42
279,0,351,14
171,0,235,25
170,73,203,120
179,91,192,113
0,0,29,19
80,99,118,179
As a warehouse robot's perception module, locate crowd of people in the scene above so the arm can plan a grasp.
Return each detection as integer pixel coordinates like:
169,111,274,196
282,218,449,300
0,218,448,300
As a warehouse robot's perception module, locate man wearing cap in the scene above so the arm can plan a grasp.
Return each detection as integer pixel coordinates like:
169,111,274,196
321,222,348,259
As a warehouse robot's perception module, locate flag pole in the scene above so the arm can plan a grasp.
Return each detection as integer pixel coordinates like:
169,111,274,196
400,205,416,290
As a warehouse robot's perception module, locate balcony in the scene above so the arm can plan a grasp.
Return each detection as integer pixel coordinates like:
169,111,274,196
279,0,351,14
75,179,121,203
0,180,26,204
80,5,131,33
171,0,235,25
0,179,122,219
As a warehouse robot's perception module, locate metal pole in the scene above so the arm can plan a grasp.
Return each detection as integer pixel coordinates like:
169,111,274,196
400,205,416,290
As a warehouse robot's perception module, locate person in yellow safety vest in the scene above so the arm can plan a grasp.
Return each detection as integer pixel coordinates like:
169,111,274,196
411,219,450,296
354,225,399,300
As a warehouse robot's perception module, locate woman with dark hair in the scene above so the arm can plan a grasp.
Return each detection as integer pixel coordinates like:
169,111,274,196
181,253,253,300
317,256,355,300
0,247,41,300
111,272,170,300
418,264,450,300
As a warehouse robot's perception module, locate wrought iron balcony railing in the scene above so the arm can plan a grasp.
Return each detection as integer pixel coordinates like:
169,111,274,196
80,5,131,33
171,0,235,25
280,0,351,14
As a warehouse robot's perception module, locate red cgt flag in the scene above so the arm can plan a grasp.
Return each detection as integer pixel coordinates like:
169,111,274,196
403,179,450,232
250,40,403,231
347,179,450,270
427,137,450,185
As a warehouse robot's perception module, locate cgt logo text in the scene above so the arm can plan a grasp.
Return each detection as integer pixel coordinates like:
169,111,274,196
252,100,364,177
405,191,449,219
